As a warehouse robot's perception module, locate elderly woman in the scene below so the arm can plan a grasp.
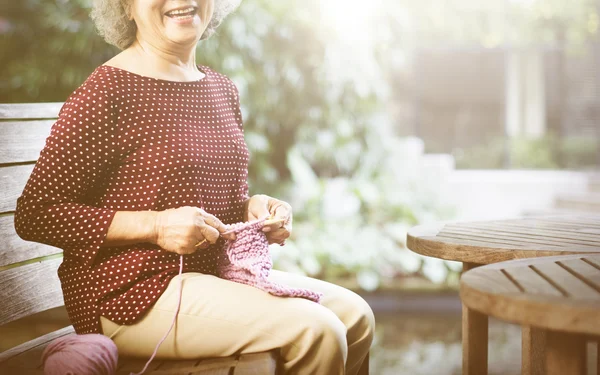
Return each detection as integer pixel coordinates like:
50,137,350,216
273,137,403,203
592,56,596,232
15,0,374,374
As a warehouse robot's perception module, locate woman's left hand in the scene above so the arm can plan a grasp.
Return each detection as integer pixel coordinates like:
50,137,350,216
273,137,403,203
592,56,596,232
245,194,292,245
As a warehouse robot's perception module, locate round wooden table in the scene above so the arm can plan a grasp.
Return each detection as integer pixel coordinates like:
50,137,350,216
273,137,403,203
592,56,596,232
461,254,600,375
407,214,600,375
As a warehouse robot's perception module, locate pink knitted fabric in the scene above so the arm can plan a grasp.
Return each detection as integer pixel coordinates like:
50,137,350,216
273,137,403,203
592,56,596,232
220,219,322,303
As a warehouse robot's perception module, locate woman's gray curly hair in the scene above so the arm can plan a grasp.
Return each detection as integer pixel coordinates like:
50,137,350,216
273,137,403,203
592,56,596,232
91,0,240,50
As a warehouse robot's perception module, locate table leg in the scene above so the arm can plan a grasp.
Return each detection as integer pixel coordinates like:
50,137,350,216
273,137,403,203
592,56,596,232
586,340,598,375
462,262,488,375
522,326,545,375
546,331,586,375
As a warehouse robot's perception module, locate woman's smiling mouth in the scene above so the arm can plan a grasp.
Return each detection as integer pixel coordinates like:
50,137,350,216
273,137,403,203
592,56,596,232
165,6,198,21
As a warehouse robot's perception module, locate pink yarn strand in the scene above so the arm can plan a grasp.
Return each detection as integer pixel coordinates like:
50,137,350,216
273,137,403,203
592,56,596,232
131,255,184,375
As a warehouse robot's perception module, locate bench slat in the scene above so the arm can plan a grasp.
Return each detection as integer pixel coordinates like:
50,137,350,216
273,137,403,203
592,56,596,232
117,358,162,374
0,324,277,375
235,352,279,374
0,164,34,214
0,325,73,373
0,258,63,325
0,120,54,164
0,215,63,268
147,358,232,375
0,103,62,120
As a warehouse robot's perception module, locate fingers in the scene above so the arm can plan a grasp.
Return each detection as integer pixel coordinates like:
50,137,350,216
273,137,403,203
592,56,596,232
193,237,210,251
264,200,292,245
247,194,271,222
195,208,236,241
263,200,292,233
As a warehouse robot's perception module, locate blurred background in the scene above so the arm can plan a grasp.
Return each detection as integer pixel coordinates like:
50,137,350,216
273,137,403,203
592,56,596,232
1,0,600,373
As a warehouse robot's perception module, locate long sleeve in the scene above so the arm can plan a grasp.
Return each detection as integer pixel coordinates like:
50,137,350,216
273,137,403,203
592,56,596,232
15,81,119,268
229,81,250,223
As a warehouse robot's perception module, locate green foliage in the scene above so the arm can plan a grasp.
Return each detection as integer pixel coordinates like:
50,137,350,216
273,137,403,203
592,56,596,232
454,134,599,169
560,136,600,168
511,136,559,169
0,0,118,102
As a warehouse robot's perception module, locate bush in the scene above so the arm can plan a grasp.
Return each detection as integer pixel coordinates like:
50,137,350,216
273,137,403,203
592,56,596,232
454,133,599,169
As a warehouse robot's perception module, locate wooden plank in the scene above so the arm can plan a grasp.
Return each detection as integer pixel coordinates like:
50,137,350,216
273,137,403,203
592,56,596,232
490,221,600,241
429,234,542,251
121,355,266,375
557,257,600,293
549,259,600,298
459,221,600,245
0,326,73,365
521,327,545,375
0,326,73,375
0,120,54,164
0,103,62,120
443,225,600,248
438,230,538,248
154,359,199,371
584,257,600,269
0,215,62,268
0,258,63,325
234,352,278,375
530,217,600,229
462,267,524,294
502,265,564,297
187,356,236,375
135,356,235,375
477,218,600,234
116,358,162,374
0,164,34,213
546,331,586,375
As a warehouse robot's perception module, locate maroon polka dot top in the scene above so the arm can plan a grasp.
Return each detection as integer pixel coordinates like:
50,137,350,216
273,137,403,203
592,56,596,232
14,65,250,334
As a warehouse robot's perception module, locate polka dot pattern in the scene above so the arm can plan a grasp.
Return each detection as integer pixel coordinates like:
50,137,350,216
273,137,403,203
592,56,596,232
14,65,249,334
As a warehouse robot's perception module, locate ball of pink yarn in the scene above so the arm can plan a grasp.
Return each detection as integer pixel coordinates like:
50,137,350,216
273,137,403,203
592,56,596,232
42,334,118,375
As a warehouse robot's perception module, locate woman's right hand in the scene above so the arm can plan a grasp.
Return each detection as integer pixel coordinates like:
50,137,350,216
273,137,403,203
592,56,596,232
153,206,234,255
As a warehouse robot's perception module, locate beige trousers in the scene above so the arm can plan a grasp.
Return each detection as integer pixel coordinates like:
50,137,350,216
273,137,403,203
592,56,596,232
101,270,375,375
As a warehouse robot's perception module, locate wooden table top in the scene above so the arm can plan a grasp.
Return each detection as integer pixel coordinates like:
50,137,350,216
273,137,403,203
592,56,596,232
460,254,600,336
407,214,600,265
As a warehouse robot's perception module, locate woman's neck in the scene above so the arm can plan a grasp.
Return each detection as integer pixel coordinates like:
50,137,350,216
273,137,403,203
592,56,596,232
134,38,197,69
107,38,204,82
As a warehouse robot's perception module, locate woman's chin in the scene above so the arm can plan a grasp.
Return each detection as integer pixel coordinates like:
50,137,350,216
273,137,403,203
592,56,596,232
165,30,202,47
163,16,203,44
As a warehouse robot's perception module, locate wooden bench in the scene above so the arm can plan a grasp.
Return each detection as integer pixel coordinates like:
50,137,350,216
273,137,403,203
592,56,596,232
461,254,600,375
0,103,280,374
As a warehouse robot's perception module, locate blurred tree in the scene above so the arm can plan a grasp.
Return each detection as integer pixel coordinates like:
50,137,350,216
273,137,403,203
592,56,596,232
0,0,118,102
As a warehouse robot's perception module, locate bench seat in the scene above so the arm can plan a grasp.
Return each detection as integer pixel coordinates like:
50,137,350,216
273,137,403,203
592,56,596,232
0,326,278,375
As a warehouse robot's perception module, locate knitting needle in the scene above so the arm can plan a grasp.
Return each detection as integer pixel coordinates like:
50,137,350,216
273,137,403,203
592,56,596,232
263,218,286,227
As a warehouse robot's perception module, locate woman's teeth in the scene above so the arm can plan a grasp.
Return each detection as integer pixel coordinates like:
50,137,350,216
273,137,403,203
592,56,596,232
165,7,196,18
